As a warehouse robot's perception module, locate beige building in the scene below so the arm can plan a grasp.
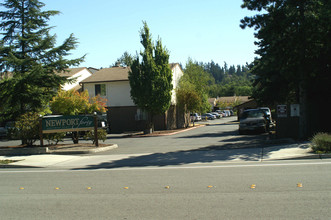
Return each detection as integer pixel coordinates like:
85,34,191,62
80,63,185,133
57,67,93,91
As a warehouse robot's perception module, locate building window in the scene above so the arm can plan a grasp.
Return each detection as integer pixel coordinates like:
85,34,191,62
95,84,106,96
135,108,148,121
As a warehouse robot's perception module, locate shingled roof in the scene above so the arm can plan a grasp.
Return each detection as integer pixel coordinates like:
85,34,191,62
56,67,89,77
217,96,251,103
80,66,130,83
81,63,181,84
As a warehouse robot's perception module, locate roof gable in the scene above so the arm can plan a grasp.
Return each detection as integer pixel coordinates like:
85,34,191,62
217,96,251,103
81,66,130,83
81,63,182,84
56,67,89,77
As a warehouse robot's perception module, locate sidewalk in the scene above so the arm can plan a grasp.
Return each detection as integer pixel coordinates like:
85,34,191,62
1,141,326,169
1,117,329,168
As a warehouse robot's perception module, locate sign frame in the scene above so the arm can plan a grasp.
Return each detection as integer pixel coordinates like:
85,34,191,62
42,115,94,133
39,115,98,147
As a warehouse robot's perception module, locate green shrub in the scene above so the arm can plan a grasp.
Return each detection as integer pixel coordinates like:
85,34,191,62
311,133,331,154
44,132,66,145
83,129,107,144
11,112,40,146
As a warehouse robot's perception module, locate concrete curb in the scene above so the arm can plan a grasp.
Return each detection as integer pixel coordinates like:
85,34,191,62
155,125,205,136
130,125,206,137
0,164,42,168
47,144,118,155
281,153,331,160
0,147,48,156
0,144,118,156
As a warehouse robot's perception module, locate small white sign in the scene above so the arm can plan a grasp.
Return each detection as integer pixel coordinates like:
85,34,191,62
277,105,287,117
291,104,300,117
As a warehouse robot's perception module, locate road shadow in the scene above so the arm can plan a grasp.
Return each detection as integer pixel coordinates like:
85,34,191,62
72,144,263,170
220,133,269,143
176,130,238,139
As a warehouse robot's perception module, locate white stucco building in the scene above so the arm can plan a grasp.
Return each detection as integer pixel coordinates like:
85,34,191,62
80,63,185,132
57,67,93,91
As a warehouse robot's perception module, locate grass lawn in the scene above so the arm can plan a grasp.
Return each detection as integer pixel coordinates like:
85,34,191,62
0,160,16,164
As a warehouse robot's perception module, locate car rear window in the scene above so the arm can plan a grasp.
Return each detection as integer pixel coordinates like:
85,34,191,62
241,110,264,119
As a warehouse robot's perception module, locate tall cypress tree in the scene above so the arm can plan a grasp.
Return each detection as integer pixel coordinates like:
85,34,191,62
0,0,84,121
129,22,172,132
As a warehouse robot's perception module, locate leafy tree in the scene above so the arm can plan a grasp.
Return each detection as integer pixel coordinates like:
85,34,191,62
129,22,172,132
181,59,212,113
50,90,107,115
184,59,214,95
241,0,331,138
0,0,84,122
50,90,107,143
176,80,201,126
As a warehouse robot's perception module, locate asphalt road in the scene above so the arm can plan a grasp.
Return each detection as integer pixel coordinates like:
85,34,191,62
63,117,272,169
2,117,328,219
1,160,331,219
99,116,268,154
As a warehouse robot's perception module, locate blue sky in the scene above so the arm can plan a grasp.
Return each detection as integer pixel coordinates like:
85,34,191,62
43,0,258,68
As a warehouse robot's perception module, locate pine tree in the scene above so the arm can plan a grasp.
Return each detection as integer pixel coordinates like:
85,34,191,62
241,0,331,138
0,0,84,121
129,22,172,132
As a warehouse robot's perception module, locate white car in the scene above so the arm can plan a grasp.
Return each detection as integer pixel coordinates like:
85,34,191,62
211,112,222,118
258,107,271,116
201,113,216,120
190,113,201,122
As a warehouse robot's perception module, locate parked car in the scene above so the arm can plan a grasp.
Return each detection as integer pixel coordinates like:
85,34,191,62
190,113,201,122
0,126,6,138
97,113,110,133
211,112,222,119
226,110,232,116
0,121,16,139
239,109,269,134
221,110,230,117
258,107,272,119
201,113,216,120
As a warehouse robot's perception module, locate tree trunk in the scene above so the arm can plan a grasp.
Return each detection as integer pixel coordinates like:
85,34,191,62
72,131,79,144
299,81,308,139
144,113,154,134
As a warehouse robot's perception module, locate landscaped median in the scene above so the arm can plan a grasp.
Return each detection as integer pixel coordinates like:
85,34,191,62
0,159,16,165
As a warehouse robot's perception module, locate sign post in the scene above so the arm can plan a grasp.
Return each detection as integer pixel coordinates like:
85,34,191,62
94,113,99,147
39,117,44,147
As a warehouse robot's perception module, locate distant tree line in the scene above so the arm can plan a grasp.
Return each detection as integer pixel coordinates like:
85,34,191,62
203,61,253,97
115,52,253,98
